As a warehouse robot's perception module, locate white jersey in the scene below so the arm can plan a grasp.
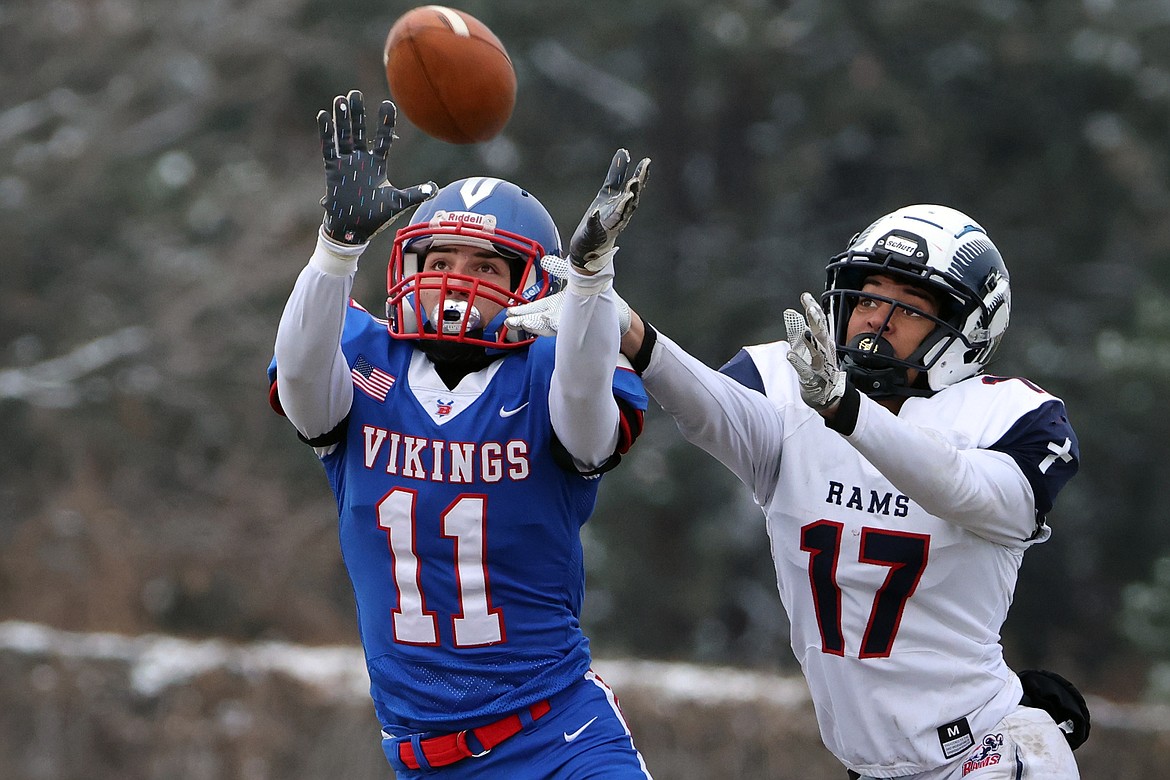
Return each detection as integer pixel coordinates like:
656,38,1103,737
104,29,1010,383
642,335,1079,778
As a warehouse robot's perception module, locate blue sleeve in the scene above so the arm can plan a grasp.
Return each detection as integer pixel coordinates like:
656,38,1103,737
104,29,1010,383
718,349,767,394
613,366,648,411
990,399,1080,518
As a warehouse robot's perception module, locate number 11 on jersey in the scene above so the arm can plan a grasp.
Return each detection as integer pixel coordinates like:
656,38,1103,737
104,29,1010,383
378,489,505,647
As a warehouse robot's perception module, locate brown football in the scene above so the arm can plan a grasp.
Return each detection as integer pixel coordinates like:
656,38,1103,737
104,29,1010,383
384,6,516,144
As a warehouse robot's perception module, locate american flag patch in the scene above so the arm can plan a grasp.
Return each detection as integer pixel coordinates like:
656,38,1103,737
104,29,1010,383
352,355,395,402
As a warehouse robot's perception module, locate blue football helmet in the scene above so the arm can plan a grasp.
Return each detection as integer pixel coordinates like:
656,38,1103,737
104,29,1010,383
822,204,1011,396
387,177,563,348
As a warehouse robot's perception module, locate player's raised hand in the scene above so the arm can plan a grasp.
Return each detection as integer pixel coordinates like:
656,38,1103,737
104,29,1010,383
569,149,651,273
318,90,437,245
785,292,847,412
505,255,632,337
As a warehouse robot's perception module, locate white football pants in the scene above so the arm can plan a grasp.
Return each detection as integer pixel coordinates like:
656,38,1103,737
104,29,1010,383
855,705,1079,780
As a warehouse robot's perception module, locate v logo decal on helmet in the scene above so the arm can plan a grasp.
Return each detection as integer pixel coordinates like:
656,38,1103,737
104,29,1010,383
459,177,504,209
954,223,987,239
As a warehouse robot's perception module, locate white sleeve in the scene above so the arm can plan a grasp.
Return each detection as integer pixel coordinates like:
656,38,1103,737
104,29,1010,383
273,229,364,441
640,332,785,505
550,264,621,470
845,393,1039,545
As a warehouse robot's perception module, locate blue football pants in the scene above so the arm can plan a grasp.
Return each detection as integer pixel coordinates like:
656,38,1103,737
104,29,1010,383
382,669,653,779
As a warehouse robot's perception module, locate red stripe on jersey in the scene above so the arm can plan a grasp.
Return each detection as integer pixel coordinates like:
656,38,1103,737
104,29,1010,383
269,380,286,416
615,406,644,454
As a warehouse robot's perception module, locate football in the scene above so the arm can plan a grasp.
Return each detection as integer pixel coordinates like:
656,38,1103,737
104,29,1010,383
383,6,516,144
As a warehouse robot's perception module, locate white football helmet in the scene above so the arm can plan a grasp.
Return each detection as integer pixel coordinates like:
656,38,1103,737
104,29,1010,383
822,204,1011,396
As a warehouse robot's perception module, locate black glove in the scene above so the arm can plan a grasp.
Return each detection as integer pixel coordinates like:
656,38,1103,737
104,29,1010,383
1018,668,1091,750
567,149,650,272
317,90,436,244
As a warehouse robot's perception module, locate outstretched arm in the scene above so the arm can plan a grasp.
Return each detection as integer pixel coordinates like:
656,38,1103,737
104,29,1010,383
273,91,435,444
784,292,1066,544
549,149,650,470
844,396,1043,544
274,237,362,444
619,312,786,505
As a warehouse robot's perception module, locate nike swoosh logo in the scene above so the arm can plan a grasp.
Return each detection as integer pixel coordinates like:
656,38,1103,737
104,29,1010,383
499,402,529,418
563,716,597,742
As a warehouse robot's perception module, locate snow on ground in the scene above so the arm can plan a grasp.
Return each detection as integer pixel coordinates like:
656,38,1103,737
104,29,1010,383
1,620,1165,732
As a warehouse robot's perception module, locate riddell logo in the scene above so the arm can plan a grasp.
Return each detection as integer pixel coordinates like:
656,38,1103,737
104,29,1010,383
430,210,498,233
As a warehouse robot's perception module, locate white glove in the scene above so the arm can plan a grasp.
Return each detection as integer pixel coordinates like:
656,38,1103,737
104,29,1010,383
505,255,632,337
785,292,847,411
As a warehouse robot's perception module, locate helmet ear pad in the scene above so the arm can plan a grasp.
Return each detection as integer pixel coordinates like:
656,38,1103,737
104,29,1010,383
387,246,434,339
389,291,425,337
919,276,1011,390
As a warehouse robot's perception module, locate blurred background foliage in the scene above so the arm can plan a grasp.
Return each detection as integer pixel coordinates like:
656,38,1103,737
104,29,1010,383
4,0,1170,703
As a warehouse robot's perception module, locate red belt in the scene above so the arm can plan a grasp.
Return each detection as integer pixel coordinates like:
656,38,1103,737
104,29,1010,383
398,700,551,770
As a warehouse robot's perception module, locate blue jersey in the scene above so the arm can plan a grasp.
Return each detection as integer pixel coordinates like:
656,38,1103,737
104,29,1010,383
272,303,646,734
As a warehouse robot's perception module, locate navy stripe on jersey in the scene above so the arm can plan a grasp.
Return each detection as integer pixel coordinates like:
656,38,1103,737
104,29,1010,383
988,398,1079,519
719,349,766,394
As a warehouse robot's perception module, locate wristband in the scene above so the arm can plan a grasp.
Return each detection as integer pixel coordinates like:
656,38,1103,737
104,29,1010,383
631,320,657,375
566,259,615,297
310,226,367,276
825,381,861,435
